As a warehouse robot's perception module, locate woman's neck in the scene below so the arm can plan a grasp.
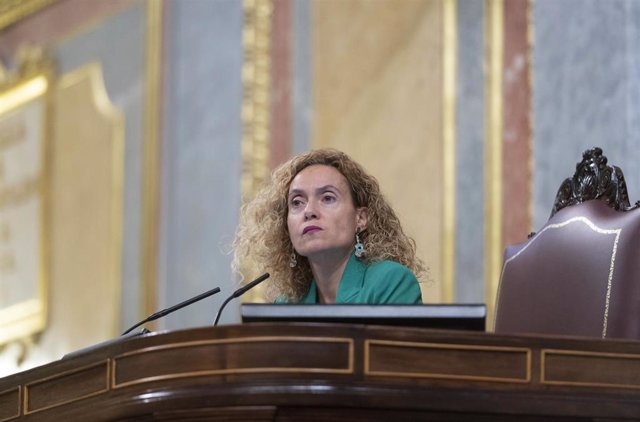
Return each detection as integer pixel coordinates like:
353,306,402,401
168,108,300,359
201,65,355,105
308,249,351,304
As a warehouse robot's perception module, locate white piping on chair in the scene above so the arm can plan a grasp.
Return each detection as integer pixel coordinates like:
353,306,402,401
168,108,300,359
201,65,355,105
494,216,621,338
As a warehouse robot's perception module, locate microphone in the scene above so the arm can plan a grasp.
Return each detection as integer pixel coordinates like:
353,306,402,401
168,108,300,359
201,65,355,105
122,286,221,335
213,272,270,326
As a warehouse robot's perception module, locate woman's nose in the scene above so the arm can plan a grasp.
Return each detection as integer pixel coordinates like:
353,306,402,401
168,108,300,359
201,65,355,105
303,205,317,221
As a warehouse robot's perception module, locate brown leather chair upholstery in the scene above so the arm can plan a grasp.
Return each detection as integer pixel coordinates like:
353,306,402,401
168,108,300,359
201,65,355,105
494,148,640,339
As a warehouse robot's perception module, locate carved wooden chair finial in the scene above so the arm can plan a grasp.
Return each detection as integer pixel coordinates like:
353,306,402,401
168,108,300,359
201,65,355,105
550,147,632,217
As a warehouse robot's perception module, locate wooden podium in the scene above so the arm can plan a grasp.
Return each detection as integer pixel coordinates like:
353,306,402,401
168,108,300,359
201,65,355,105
2,323,640,421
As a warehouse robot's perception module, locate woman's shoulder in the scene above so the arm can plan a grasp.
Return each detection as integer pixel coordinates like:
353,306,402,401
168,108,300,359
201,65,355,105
366,259,416,279
361,259,422,304
363,259,420,289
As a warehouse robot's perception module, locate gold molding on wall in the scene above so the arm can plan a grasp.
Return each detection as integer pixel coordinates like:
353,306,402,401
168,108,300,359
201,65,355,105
241,0,272,201
240,0,272,299
441,0,457,303
0,0,56,30
484,0,504,329
141,0,163,322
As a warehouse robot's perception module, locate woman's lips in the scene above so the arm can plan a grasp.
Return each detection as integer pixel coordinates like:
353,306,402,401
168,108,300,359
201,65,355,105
302,226,322,235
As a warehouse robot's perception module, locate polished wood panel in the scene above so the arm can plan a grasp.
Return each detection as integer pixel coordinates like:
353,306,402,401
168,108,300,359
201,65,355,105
0,386,19,421
365,339,530,382
542,348,640,389
2,323,640,421
25,360,109,415
112,336,353,388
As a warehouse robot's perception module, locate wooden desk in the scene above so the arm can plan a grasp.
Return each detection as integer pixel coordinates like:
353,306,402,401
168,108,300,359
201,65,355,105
1,323,639,421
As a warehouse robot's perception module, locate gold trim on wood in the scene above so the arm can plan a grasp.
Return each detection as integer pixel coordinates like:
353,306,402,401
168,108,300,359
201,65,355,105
441,0,457,303
112,336,354,388
484,0,504,330
140,0,163,326
0,0,56,30
23,360,110,415
541,349,640,390
364,339,531,383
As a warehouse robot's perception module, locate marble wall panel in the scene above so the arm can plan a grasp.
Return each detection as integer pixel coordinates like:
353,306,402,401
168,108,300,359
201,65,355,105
159,0,244,329
455,0,484,303
533,0,640,229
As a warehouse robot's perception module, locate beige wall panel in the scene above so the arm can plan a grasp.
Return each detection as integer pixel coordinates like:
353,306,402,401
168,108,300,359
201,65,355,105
312,0,444,302
40,63,122,362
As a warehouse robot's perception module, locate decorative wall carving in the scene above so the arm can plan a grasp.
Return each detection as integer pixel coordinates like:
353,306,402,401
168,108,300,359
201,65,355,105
0,48,52,347
240,0,272,301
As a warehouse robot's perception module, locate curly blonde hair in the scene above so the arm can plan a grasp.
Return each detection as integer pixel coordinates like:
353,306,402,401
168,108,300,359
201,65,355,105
232,148,426,301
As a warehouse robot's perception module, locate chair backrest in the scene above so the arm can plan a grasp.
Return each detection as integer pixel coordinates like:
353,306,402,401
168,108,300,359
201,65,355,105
494,148,640,339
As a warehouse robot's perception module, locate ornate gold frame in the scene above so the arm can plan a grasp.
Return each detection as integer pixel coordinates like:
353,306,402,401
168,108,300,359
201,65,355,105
0,55,53,345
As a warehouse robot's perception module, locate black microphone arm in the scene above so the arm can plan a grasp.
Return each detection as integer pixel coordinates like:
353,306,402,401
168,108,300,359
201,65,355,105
122,286,221,335
213,272,270,326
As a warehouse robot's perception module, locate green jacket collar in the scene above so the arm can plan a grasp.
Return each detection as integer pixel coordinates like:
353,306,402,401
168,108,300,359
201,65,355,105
300,253,365,304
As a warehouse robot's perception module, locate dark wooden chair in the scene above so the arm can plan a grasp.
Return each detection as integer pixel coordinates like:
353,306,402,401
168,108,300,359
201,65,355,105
494,147,640,339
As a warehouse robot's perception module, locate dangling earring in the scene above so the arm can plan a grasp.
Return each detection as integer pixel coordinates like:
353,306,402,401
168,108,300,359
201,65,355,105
289,251,298,268
354,228,365,258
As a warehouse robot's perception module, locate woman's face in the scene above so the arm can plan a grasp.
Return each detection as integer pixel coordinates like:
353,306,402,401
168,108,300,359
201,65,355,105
287,165,367,261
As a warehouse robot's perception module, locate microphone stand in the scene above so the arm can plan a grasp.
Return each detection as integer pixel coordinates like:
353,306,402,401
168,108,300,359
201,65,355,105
122,286,221,335
214,273,270,326
65,286,223,359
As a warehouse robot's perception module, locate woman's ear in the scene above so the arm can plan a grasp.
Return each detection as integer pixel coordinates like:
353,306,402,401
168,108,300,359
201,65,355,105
356,207,368,231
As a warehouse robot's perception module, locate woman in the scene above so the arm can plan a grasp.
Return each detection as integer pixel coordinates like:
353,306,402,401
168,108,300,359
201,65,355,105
232,148,425,304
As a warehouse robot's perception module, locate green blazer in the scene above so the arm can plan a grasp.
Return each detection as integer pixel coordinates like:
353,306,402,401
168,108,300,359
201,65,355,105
280,254,423,304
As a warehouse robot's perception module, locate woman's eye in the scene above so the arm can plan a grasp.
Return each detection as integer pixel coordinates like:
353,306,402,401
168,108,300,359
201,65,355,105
290,198,303,208
322,195,336,203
